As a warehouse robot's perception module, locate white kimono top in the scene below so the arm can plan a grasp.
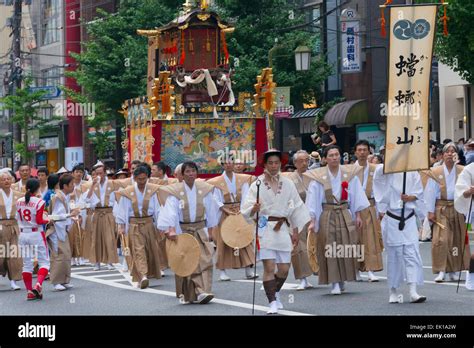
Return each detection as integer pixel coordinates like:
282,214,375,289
455,163,474,221
213,172,250,220
157,182,220,236
115,182,161,234
305,167,369,232
424,164,456,214
49,190,73,251
241,174,311,252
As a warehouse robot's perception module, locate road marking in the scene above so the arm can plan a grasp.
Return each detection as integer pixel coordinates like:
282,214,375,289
90,273,126,278
359,274,468,287
233,279,301,290
70,272,311,316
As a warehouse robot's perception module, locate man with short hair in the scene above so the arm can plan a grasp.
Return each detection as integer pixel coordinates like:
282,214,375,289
116,165,162,289
84,163,121,271
208,156,257,281
158,162,220,304
152,161,178,185
305,145,369,295
47,174,80,291
174,164,184,182
464,139,474,165
115,160,143,188
0,170,23,290
241,150,311,314
282,150,314,290
373,165,427,303
69,164,86,266
354,139,384,282
14,164,31,192
37,167,49,198
454,162,474,291
233,159,247,174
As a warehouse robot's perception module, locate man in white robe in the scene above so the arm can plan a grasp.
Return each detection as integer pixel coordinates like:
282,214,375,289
115,165,162,289
454,162,474,291
424,143,470,283
241,150,311,314
83,164,120,271
157,161,220,304
305,145,369,295
354,140,384,282
48,174,80,291
373,166,427,303
209,157,257,281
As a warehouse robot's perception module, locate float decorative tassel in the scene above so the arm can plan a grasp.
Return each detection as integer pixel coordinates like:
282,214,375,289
162,95,170,114
379,0,393,38
380,9,387,38
440,1,449,37
341,181,349,201
179,30,186,65
264,90,272,111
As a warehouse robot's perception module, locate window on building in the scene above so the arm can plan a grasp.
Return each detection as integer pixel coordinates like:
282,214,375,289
41,0,60,45
41,67,61,87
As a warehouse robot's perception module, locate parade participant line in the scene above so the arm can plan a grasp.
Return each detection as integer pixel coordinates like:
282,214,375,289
70,272,312,316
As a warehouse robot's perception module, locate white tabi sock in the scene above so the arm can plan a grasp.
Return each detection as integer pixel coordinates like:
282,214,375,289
409,282,419,298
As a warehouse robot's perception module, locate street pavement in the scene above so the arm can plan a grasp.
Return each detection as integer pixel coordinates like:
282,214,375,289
1,238,473,316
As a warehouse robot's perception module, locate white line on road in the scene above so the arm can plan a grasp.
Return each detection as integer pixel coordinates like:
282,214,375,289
233,279,301,290
359,274,468,287
70,273,311,316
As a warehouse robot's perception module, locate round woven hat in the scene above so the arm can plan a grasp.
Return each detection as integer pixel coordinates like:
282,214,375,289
307,231,319,274
166,234,201,277
221,214,254,249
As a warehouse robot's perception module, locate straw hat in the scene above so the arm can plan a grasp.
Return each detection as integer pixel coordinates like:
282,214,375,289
56,166,69,174
220,214,254,249
166,234,201,277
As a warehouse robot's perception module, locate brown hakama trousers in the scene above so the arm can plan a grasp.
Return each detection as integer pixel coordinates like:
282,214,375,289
68,220,83,259
81,209,94,260
291,224,314,279
48,236,72,285
317,203,359,284
0,220,22,281
175,221,214,302
432,200,471,273
128,216,162,282
358,199,384,272
89,207,118,264
157,232,169,270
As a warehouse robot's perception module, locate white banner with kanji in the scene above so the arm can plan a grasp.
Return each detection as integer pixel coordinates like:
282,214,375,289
384,5,437,174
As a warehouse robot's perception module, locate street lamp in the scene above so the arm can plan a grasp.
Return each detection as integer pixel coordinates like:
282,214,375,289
294,45,311,71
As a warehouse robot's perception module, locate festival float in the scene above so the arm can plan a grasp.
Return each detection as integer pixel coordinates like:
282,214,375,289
121,0,277,177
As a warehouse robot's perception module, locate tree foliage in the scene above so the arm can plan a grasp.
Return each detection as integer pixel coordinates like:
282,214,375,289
0,78,62,160
215,0,332,108
416,0,474,83
68,0,181,162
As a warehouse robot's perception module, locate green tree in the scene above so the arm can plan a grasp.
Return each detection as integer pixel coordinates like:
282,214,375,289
0,79,61,161
416,0,474,83
215,0,332,108
68,0,181,165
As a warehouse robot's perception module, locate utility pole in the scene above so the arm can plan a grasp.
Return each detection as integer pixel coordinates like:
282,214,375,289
12,0,22,169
